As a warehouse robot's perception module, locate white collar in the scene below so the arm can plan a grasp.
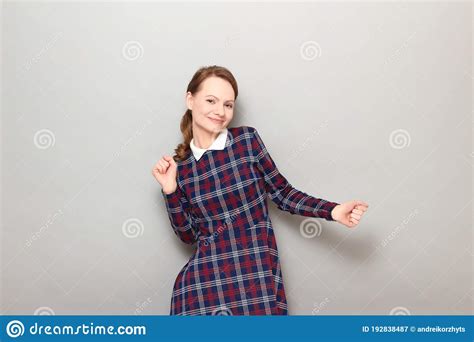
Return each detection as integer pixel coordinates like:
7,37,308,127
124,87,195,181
190,128,228,161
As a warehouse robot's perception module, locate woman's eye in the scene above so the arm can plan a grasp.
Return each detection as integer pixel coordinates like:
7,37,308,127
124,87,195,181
206,99,232,108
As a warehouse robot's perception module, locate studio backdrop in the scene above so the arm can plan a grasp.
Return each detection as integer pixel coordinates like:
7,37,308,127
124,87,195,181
1,1,471,315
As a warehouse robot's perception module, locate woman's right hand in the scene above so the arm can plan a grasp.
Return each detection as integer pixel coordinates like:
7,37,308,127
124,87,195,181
152,155,178,194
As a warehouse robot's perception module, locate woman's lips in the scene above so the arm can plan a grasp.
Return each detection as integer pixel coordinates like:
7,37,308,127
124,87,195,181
209,117,224,124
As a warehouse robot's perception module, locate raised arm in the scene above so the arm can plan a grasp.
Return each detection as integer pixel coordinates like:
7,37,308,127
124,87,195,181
161,185,199,245
251,127,339,221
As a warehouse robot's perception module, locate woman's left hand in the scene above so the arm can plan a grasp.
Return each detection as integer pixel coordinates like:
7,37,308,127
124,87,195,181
331,200,369,228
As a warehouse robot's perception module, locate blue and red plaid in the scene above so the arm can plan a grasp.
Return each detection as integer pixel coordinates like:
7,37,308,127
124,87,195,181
162,126,339,315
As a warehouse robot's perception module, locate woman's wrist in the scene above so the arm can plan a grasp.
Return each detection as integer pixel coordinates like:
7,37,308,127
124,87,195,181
162,185,178,195
330,204,340,221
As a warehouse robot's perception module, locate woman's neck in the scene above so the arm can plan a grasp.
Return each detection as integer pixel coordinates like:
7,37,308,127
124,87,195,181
192,125,222,149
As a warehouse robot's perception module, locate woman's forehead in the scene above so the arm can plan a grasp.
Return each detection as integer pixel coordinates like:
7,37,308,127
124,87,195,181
199,77,235,99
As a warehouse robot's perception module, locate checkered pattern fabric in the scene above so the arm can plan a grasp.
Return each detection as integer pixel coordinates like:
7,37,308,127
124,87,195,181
161,126,339,315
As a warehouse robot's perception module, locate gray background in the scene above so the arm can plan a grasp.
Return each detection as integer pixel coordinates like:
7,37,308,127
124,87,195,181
1,1,472,315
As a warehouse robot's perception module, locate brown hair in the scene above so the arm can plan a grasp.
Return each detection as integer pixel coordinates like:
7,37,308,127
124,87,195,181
174,65,239,162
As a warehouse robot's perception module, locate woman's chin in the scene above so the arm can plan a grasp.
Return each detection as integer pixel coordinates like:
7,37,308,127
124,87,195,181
207,122,226,132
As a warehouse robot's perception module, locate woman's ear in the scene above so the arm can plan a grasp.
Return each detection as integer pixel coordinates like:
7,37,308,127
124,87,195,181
185,91,193,111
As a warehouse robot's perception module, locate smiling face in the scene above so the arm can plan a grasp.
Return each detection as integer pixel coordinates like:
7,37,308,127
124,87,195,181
186,76,235,134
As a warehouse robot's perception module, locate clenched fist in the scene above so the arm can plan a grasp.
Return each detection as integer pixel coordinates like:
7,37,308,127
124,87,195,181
152,155,178,194
331,200,369,228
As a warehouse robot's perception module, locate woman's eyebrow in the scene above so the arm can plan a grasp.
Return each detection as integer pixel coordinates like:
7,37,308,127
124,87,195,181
206,94,234,103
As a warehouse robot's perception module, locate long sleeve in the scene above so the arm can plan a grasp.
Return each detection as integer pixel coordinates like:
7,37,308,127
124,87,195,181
161,185,199,245
251,127,339,221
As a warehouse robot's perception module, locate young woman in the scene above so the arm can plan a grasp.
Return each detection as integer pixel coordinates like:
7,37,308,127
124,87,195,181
152,65,368,315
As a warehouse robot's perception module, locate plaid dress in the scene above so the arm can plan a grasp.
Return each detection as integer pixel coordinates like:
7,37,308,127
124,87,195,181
161,126,339,315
